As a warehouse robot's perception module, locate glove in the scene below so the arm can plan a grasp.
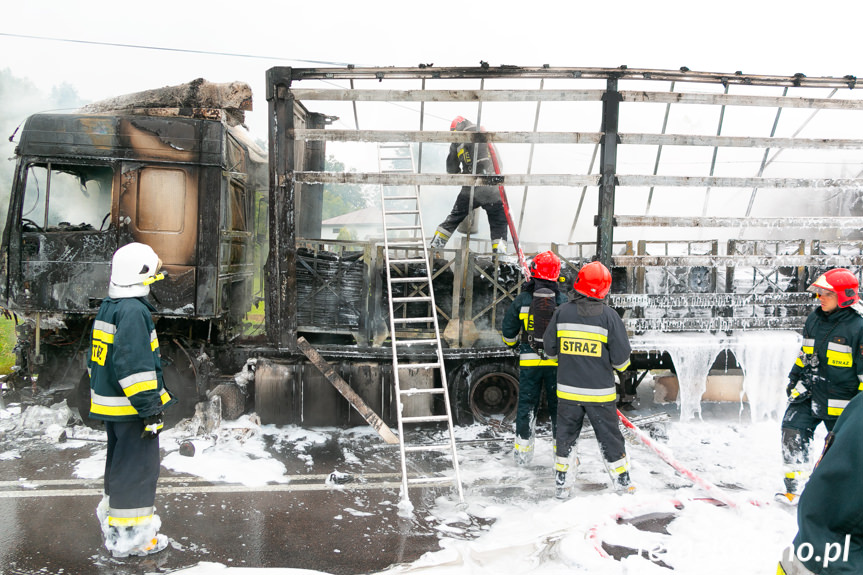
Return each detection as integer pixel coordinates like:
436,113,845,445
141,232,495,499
786,380,810,404
141,414,164,440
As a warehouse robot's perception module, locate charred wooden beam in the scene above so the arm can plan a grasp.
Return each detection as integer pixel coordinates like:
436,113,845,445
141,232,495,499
613,216,863,228
612,254,863,267
293,172,598,187
617,175,863,188
292,129,602,145
609,292,814,308
625,315,806,333
287,66,858,90
297,337,399,444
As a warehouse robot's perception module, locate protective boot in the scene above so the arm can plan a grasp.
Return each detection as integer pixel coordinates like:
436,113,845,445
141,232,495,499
776,429,809,506
605,454,636,493
492,239,507,254
430,230,449,249
513,435,535,466
554,455,572,499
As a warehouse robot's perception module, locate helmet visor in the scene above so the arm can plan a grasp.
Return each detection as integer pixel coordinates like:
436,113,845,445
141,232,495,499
808,286,836,299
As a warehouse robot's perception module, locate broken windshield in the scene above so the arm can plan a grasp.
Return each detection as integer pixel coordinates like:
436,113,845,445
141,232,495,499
22,163,113,232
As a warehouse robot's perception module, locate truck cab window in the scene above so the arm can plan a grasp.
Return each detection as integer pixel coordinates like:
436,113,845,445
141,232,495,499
22,164,113,231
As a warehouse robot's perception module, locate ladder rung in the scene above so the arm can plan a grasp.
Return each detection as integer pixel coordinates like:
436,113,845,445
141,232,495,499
388,258,426,265
402,415,451,423
389,277,428,283
386,226,422,231
396,362,441,370
385,210,419,215
382,169,415,173
383,195,418,201
380,156,412,160
387,241,424,248
391,296,432,303
398,387,445,395
394,339,437,345
404,444,453,453
407,476,455,485
392,317,435,324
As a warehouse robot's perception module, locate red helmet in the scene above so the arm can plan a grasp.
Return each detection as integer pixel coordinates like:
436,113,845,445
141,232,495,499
530,251,561,281
808,268,860,308
574,261,612,299
450,116,468,131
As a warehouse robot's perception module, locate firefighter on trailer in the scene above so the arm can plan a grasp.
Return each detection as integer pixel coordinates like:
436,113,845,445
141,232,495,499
88,242,176,557
777,268,863,506
501,251,568,465
543,261,633,498
429,116,509,254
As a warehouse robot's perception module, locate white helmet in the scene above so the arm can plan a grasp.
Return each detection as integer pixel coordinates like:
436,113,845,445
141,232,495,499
108,243,163,298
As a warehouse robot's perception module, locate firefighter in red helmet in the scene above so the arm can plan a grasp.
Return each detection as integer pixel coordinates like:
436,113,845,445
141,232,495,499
429,116,509,254
776,268,863,506
501,251,568,464
543,261,634,498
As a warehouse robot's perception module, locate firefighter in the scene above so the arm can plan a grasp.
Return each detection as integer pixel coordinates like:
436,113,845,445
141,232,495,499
543,261,633,498
777,268,863,506
429,116,509,254
88,242,176,557
501,251,568,465
778,391,863,574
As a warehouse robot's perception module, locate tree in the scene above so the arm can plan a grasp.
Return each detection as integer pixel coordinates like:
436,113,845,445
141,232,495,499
322,155,378,220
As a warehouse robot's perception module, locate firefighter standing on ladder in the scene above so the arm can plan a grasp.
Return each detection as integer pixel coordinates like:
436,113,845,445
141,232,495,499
777,268,863,506
543,261,634,498
429,116,509,254
501,251,568,465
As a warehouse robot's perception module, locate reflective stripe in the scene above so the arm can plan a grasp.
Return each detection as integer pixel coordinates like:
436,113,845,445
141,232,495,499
789,381,807,399
92,320,116,344
557,384,616,403
558,322,608,337
150,329,159,352
502,335,518,346
119,371,158,397
613,359,631,372
828,398,850,417
795,357,805,369
90,389,171,417
606,456,630,476
785,470,806,479
801,339,814,353
826,342,853,368
554,456,570,473
514,442,534,454
519,352,557,367
108,506,155,527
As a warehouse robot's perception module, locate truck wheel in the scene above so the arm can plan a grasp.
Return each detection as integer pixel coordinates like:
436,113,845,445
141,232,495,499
449,360,519,426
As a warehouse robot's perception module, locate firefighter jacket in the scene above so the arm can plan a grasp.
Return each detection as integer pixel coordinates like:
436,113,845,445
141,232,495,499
788,306,863,419
501,280,568,368
793,391,863,574
87,297,175,422
446,125,501,205
543,294,631,404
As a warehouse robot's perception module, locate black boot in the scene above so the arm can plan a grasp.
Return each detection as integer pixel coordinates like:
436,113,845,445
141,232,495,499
555,471,568,499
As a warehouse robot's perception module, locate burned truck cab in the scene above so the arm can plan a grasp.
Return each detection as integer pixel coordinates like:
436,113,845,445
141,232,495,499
0,106,263,410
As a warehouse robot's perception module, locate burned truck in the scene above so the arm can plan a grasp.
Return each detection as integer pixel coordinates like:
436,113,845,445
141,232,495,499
1,67,862,427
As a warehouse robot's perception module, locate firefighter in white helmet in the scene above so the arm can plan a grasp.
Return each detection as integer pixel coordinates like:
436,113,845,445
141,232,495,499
88,242,176,557
776,268,863,506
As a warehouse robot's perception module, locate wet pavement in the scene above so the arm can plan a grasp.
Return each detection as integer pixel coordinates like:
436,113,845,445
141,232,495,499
0,426,460,575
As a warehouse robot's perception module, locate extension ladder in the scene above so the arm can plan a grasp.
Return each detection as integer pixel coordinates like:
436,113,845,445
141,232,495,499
377,142,465,508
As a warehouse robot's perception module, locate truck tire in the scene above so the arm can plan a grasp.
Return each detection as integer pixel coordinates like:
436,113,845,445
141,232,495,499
208,384,246,421
448,360,519,426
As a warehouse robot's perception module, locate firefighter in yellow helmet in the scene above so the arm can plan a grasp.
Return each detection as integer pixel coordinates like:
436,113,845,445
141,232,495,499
88,242,175,557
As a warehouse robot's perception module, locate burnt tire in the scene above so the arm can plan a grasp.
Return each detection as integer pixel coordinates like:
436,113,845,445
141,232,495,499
449,360,519,426
209,384,246,421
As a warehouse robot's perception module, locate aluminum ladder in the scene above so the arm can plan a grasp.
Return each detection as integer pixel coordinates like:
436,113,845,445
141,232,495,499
377,142,465,507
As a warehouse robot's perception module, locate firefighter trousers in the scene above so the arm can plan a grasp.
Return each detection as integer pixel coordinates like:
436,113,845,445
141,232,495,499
780,400,837,492
436,186,508,241
515,365,558,440
556,401,626,463
104,420,161,525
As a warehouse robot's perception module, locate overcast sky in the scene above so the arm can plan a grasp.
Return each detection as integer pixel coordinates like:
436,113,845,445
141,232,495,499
3,0,862,139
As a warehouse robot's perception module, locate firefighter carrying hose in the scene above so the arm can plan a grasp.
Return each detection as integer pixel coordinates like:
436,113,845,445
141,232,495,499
501,251,568,465
543,261,634,498
88,242,176,557
429,116,509,254
777,268,863,506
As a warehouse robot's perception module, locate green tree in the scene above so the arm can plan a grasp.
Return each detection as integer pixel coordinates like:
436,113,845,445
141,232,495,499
322,155,377,220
